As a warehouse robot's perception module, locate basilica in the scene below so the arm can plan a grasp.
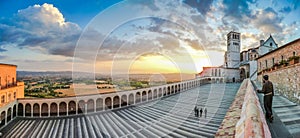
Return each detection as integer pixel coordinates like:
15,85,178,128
197,31,278,82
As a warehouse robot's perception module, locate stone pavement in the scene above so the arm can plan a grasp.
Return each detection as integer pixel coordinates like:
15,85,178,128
253,81,298,138
0,83,241,138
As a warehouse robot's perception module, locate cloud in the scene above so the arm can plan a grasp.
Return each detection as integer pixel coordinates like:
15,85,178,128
183,0,214,15
279,6,292,14
0,3,81,57
251,7,283,33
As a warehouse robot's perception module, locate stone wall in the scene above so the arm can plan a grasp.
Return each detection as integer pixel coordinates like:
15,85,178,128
215,79,270,138
258,63,300,104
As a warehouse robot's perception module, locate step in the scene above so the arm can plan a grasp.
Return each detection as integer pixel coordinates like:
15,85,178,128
98,115,119,137
19,120,36,138
87,116,103,138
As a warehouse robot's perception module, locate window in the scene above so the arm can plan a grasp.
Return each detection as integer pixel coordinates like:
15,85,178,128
265,60,268,68
281,55,284,61
8,94,11,101
260,62,262,70
270,42,273,47
1,95,5,103
14,92,16,99
272,58,275,66
293,51,296,56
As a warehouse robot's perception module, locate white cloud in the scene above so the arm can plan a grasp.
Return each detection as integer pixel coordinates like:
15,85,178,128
0,3,81,57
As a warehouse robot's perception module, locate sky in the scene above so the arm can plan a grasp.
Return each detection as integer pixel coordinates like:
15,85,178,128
0,0,300,74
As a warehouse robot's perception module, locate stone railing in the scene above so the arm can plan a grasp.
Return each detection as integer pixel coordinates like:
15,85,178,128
216,79,271,138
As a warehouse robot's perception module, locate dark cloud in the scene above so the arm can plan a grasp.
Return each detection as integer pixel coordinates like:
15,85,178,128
222,0,256,18
252,7,283,33
0,48,7,52
279,6,292,14
183,0,214,15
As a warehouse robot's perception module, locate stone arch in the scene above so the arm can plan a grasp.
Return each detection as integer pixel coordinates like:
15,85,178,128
142,91,147,102
41,103,48,116
50,103,58,116
171,85,174,93
33,103,40,117
7,108,12,122
163,87,167,96
167,86,170,95
68,101,76,114
158,88,162,97
153,89,158,99
148,90,152,100
59,102,67,116
0,111,5,127
13,105,17,117
18,103,23,116
113,96,120,109
105,97,112,110
96,98,103,111
87,99,94,113
135,92,141,104
78,100,85,114
25,103,31,117
178,84,180,92
128,93,134,105
121,95,127,107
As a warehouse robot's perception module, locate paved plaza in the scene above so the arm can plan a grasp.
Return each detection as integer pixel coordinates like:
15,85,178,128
1,83,241,138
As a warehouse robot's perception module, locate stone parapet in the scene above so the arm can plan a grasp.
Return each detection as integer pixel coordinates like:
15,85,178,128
215,79,270,138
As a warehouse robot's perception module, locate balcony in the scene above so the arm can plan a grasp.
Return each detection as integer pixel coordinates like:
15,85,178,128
0,83,18,90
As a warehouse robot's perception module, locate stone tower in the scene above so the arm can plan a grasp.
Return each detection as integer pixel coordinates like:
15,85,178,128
225,31,240,68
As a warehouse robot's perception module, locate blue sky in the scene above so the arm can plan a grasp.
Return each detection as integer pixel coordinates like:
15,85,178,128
0,0,300,73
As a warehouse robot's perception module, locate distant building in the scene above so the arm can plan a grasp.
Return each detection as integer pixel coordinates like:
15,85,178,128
197,31,240,82
0,63,24,107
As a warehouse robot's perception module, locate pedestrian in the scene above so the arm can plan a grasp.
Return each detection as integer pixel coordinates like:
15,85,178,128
194,106,197,117
204,108,207,118
200,108,203,117
257,75,274,123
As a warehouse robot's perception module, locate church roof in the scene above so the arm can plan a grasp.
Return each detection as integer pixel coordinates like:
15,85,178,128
257,38,300,60
261,34,278,46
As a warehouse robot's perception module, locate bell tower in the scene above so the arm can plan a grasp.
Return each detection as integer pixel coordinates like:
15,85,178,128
225,31,240,68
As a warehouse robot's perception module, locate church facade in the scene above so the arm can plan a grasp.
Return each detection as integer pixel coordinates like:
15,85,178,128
197,31,278,82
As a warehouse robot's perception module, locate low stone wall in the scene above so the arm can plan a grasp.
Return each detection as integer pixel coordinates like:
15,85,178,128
258,63,300,104
215,79,271,138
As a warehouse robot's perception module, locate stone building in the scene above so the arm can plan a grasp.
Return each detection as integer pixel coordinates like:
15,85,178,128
225,31,241,68
0,63,24,107
197,31,240,82
239,35,278,81
257,38,300,103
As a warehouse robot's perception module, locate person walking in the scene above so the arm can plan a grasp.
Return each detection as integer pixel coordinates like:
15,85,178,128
204,108,207,118
257,75,274,123
194,106,197,117
200,108,203,117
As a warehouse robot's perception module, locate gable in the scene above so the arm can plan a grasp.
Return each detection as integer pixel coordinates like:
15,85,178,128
263,35,278,48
